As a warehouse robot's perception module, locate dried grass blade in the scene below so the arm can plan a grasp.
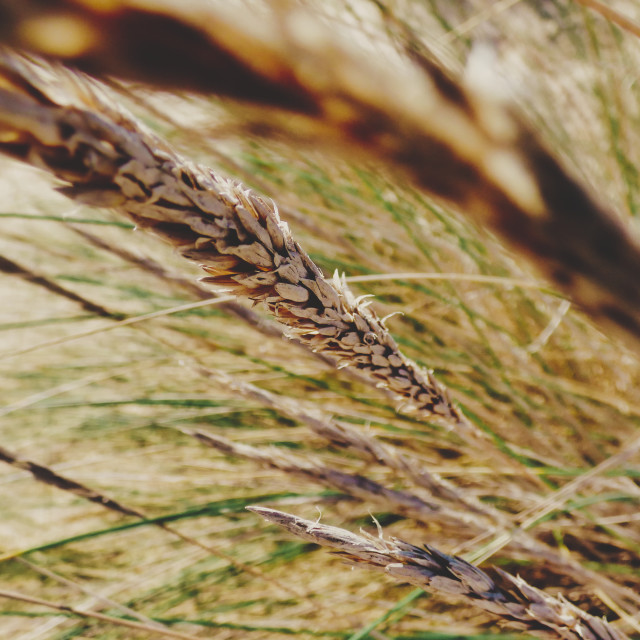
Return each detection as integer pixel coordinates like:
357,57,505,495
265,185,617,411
0,443,301,598
0,588,204,640
187,429,463,527
0,254,118,318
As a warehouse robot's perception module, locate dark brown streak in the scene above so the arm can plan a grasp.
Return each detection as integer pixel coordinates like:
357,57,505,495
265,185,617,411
0,0,321,115
0,254,122,318
0,445,143,518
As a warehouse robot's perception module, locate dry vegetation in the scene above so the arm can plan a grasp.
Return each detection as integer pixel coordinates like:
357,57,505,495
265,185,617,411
1,1,640,639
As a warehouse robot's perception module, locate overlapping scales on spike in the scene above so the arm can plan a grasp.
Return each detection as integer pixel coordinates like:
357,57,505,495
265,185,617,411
0,51,464,429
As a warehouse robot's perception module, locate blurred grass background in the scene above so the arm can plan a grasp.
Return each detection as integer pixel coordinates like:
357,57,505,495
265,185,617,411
1,1,640,638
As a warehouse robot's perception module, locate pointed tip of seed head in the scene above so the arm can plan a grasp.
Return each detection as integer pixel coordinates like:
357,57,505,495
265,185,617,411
247,505,277,517
246,506,263,513
247,506,292,527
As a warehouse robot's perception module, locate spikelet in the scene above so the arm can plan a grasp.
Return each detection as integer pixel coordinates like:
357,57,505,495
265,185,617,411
0,51,467,431
249,507,629,640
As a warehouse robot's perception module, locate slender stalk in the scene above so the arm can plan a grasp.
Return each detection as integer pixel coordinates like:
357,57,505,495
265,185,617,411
188,430,466,527
0,589,203,640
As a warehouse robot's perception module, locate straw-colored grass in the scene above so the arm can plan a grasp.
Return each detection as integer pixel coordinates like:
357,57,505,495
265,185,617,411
0,1,640,639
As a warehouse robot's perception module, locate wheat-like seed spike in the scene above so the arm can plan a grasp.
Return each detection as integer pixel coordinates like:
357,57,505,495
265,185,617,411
248,507,629,640
3,2,640,353
167,362,640,612
0,51,468,434
68,223,402,398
